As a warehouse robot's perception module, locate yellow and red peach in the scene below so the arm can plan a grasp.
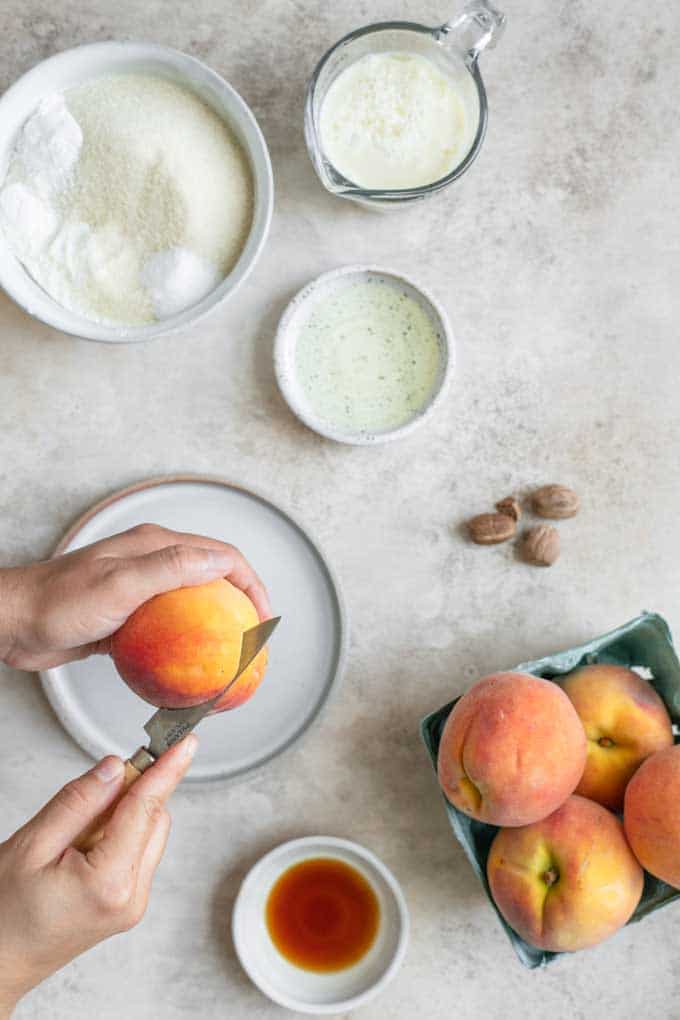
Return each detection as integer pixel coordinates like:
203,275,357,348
437,672,587,827
624,744,680,888
111,578,268,713
488,795,644,952
561,664,673,812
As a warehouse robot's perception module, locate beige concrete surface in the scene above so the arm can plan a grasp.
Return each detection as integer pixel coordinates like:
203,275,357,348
1,2,679,1017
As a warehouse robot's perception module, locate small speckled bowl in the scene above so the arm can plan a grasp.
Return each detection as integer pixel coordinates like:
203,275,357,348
274,265,454,445
232,836,409,1014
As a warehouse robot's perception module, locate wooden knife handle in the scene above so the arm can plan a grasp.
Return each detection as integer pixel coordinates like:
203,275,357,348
74,759,143,853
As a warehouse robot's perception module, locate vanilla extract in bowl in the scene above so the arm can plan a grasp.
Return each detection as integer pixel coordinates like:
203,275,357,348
266,857,380,972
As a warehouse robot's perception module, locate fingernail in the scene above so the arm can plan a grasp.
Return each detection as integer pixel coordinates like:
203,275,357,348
93,756,125,782
179,734,198,760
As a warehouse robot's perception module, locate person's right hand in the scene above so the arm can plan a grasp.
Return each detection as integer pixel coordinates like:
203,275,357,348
0,736,197,1019
0,523,272,671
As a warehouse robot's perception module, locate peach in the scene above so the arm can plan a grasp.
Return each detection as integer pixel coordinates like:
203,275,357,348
561,664,673,812
624,745,680,887
111,578,268,712
437,672,587,826
488,795,644,952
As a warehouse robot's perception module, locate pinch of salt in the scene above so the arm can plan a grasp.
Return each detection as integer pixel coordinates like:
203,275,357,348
0,181,59,255
140,246,221,318
16,94,82,195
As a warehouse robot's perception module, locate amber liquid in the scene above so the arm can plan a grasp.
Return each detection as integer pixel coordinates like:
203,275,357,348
265,857,380,972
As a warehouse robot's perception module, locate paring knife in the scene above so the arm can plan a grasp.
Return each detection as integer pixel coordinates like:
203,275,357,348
75,616,281,852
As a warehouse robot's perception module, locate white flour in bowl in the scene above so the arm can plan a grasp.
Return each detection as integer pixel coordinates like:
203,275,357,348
0,74,253,325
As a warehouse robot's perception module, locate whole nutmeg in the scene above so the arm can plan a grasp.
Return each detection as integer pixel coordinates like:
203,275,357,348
468,512,517,545
532,484,579,519
495,496,521,522
523,524,560,566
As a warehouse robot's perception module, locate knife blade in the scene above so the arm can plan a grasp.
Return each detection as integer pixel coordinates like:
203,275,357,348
142,615,281,761
74,616,280,852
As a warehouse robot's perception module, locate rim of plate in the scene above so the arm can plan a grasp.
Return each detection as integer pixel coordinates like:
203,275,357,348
274,264,455,446
232,835,410,1014
40,474,349,784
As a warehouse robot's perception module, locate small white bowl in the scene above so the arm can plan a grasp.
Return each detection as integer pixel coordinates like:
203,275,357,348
232,836,409,1014
0,42,273,342
274,265,454,445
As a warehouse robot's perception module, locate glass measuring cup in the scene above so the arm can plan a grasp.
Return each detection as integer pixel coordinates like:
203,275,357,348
304,1,505,209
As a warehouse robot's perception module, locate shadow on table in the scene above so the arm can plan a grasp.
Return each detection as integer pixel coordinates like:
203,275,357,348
0,287,58,342
328,659,495,918
209,828,306,991
250,282,335,452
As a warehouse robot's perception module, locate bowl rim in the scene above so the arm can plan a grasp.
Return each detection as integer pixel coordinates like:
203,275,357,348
273,264,455,445
0,40,274,342
232,835,410,1013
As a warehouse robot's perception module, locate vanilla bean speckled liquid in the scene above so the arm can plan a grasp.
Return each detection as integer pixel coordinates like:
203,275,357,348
294,276,444,436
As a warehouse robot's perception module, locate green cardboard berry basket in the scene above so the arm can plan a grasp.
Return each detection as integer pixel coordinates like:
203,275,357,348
420,612,680,969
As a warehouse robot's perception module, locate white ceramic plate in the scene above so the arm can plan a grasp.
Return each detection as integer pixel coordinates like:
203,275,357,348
40,476,347,783
232,836,409,1014
274,265,454,445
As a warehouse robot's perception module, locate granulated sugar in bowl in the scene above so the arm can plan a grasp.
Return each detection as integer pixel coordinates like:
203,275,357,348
0,43,273,342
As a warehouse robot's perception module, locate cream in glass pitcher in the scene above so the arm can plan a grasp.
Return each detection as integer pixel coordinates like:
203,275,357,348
305,1,505,208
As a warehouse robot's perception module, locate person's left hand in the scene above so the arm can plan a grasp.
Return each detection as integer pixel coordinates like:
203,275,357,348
0,523,272,671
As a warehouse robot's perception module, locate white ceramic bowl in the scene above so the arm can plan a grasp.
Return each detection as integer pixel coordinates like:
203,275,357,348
232,836,409,1014
0,42,273,342
274,265,454,445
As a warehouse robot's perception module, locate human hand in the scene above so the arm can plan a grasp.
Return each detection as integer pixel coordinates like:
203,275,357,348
0,736,197,1019
0,523,271,670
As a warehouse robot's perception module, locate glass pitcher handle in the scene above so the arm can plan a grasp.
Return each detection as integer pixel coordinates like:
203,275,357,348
438,0,506,64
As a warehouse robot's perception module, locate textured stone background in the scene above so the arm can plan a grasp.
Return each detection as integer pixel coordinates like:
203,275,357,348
1,1,679,1017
